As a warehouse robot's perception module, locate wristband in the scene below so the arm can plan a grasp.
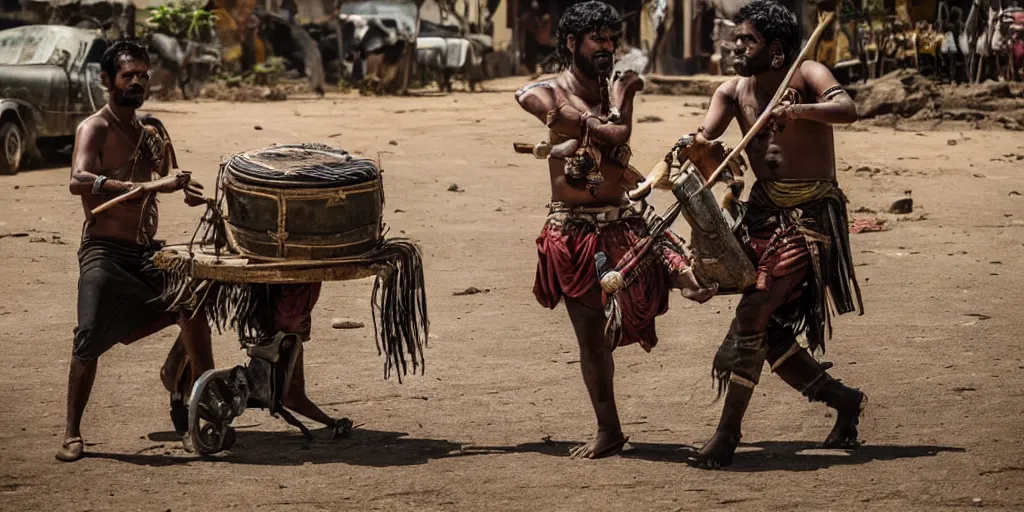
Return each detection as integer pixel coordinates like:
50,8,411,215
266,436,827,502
91,175,108,195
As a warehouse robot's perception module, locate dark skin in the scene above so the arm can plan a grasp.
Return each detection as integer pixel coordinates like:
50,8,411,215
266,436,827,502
690,21,858,181
514,28,637,459
515,28,712,459
687,21,860,468
57,55,214,462
516,28,642,206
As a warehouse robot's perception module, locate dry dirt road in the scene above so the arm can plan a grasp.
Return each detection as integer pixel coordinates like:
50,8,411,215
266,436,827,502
1,80,1023,511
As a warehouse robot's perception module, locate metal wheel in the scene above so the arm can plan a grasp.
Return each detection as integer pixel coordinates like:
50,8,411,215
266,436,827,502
182,367,250,455
0,121,24,176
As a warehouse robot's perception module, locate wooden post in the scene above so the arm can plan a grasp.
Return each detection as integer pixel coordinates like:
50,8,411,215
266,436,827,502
683,0,693,63
511,0,520,71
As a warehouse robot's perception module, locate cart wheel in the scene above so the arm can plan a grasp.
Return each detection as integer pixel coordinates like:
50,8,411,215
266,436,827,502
0,120,24,176
183,368,241,455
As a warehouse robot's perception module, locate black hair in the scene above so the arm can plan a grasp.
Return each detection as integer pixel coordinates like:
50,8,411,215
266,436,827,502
555,1,621,69
733,0,800,66
100,38,150,79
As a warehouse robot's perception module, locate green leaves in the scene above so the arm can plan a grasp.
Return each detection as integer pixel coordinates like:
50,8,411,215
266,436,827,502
145,1,218,41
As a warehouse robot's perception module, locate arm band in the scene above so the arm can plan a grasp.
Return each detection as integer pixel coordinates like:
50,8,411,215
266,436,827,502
91,175,107,195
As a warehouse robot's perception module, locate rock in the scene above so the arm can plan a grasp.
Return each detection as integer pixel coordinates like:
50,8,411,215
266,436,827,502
1009,191,1021,196
331,318,365,329
850,70,939,119
638,115,664,123
971,498,983,507
888,196,913,214
453,287,489,296
947,139,957,146
447,183,464,192
389,140,398,145
254,125,263,130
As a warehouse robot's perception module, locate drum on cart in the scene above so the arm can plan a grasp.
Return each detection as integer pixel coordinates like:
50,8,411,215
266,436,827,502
220,143,384,261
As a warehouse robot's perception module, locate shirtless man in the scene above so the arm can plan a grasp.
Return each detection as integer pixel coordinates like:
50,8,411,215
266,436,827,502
682,0,867,469
515,1,714,459
57,39,215,462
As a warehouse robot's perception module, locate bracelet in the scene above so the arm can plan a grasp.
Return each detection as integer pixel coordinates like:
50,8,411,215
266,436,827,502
818,85,844,102
91,175,107,195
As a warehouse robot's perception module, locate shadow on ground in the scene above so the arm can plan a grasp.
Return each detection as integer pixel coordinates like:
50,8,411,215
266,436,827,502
85,426,473,468
84,428,964,472
493,438,965,472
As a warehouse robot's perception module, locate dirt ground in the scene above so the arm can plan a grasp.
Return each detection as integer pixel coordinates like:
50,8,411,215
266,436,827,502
1,77,1023,511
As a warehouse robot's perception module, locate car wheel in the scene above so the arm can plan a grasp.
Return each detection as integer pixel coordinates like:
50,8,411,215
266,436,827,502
0,121,24,176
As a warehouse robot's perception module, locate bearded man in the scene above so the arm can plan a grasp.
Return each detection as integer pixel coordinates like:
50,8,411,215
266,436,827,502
515,1,715,459
57,39,214,462
683,0,867,469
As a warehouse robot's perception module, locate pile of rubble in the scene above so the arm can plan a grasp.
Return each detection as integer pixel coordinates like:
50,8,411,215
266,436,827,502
848,71,1024,131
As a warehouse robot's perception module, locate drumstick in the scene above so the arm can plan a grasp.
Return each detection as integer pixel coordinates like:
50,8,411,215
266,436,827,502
696,10,837,194
90,186,145,216
512,141,552,158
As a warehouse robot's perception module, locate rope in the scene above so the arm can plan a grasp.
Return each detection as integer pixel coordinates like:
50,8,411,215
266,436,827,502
224,143,380,187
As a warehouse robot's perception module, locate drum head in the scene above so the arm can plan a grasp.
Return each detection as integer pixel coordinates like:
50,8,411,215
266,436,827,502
224,143,380,189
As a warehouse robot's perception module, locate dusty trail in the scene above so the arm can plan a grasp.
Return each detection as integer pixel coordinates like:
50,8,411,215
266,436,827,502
0,82,1022,510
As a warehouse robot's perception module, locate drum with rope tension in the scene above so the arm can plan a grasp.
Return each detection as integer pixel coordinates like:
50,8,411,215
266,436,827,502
220,143,384,261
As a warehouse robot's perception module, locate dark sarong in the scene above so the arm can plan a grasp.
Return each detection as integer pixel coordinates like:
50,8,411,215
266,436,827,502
743,179,864,351
73,237,172,361
534,203,673,351
710,180,864,391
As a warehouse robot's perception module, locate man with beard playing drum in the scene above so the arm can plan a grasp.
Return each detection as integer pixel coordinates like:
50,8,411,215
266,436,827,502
683,0,867,469
515,1,716,460
57,39,215,462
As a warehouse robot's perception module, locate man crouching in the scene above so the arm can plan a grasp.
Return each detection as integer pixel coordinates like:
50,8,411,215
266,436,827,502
57,39,214,462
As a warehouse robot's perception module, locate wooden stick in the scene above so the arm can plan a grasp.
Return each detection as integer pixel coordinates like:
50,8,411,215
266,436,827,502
697,10,837,193
90,186,146,216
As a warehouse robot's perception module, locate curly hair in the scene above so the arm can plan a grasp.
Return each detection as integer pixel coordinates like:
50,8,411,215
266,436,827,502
555,1,621,69
733,0,800,66
101,38,150,79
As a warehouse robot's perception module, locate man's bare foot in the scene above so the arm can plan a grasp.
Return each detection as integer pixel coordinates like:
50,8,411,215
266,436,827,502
681,283,718,304
569,431,628,459
823,390,866,448
55,436,85,462
678,268,718,304
689,429,741,470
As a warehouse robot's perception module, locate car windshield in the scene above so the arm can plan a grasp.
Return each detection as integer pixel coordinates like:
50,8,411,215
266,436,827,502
340,1,416,18
0,26,87,66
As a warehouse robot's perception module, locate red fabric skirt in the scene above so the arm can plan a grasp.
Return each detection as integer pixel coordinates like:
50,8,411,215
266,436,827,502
270,283,322,341
747,219,812,293
534,218,670,351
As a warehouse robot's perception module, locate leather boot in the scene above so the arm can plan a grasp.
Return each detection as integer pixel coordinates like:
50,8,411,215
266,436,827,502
773,349,866,448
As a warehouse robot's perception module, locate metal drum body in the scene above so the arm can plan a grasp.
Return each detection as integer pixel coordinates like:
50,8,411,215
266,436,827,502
221,144,384,261
672,167,755,294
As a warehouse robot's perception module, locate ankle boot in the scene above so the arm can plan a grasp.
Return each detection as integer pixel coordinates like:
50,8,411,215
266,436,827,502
773,349,865,448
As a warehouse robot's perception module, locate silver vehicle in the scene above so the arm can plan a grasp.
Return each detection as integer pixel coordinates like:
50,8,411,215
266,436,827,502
0,25,107,174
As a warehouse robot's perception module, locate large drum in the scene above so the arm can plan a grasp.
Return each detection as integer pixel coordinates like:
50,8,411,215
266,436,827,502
221,144,384,261
670,137,757,295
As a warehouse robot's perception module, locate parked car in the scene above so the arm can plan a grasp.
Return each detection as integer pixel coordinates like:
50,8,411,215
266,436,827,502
0,25,107,175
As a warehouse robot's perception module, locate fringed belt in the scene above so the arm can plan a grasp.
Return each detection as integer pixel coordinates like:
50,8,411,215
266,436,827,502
545,201,639,226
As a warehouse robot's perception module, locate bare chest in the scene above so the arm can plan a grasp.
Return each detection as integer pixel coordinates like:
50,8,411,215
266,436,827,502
98,130,156,183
